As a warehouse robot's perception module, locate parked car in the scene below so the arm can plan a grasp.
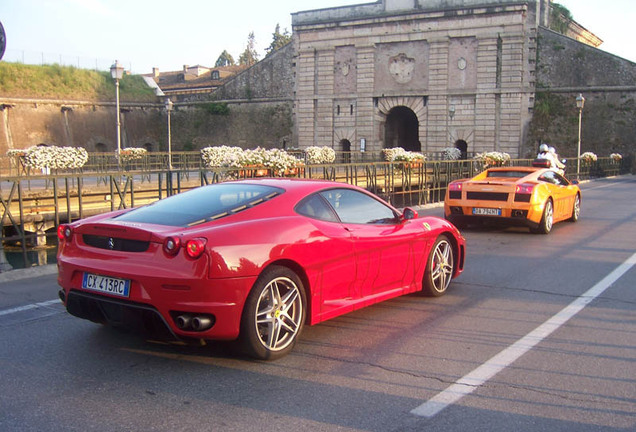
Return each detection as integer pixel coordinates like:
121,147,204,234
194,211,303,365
57,179,465,359
444,166,581,234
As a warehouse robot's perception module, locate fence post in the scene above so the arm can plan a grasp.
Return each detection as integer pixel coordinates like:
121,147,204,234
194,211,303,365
0,229,14,272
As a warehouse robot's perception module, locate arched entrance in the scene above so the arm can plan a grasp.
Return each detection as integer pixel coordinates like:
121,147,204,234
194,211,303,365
340,139,351,163
454,139,468,159
385,106,420,151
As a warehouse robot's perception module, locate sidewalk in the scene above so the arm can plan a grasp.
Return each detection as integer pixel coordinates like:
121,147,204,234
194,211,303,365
0,264,57,283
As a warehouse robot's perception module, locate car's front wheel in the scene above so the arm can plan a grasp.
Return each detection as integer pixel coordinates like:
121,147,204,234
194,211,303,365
422,235,455,297
239,266,306,360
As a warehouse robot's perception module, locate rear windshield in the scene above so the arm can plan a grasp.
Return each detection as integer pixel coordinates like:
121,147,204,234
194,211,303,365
115,183,283,227
486,170,529,179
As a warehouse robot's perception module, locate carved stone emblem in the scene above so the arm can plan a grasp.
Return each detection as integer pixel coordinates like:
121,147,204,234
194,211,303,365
388,53,415,84
457,57,467,70
341,62,350,76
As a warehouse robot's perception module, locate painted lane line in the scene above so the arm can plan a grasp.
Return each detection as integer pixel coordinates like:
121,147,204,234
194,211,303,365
0,299,60,317
411,250,636,418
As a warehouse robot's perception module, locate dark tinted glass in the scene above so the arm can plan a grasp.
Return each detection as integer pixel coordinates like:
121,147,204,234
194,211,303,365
295,194,339,222
115,184,282,227
319,189,396,224
486,170,528,178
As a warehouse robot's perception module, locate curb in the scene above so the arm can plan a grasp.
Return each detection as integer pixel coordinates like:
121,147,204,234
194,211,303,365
0,264,57,283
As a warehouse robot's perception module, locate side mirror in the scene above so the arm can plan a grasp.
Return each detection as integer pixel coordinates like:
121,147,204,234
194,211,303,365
402,207,418,221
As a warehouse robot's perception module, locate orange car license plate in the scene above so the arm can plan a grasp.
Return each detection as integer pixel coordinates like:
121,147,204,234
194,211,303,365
473,207,501,216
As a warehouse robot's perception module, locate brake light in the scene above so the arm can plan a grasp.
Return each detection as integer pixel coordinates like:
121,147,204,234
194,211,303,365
163,236,181,256
449,182,463,191
516,183,535,194
57,224,72,241
184,238,207,259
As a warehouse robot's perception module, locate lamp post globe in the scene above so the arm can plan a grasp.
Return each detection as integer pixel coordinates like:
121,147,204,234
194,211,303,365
576,93,585,180
110,60,124,166
165,98,173,170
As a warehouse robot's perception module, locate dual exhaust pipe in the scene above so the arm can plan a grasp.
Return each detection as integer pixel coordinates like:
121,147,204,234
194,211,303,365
175,314,215,332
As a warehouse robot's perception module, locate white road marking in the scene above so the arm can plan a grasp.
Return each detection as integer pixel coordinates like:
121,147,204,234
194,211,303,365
0,299,60,317
411,251,636,418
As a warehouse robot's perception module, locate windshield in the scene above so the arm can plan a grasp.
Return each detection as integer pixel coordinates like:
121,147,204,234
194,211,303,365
486,170,529,179
115,183,283,227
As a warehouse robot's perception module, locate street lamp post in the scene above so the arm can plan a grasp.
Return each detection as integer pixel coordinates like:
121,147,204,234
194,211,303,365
165,98,173,170
576,93,585,180
110,60,124,167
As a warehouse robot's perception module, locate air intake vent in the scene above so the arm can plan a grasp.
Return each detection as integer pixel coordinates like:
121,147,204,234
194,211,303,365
83,235,149,252
466,192,509,201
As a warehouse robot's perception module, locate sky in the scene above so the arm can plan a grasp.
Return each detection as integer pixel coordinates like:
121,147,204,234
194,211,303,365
0,0,634,75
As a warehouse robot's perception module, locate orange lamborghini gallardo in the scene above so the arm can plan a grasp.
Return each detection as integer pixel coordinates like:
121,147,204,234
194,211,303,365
444,166,581,234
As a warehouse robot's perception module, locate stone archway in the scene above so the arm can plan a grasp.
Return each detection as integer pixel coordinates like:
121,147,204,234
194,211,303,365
385,106,420,151
340,139,351,163
454,139,468,159
375,96,427,152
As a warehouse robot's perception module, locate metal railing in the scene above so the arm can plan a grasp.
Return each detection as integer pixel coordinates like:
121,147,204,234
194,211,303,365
0,156,626,270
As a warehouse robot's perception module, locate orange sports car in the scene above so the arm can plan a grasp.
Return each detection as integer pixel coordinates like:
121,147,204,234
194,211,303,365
444,166,581,234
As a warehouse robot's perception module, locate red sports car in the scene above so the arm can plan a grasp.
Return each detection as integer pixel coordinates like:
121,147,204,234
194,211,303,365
57,179,465,359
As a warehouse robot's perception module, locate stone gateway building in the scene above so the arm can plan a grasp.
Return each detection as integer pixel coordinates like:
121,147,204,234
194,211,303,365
290,0,554,157
291,0,555,157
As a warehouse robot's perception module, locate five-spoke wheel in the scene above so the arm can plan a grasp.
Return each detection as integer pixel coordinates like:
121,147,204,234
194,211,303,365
240,266,306,360
422,235,455,297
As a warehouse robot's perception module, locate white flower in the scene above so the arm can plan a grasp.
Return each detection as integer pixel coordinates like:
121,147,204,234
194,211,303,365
442,147,462,160
580,151,597,162
305,146,336,164
201,146,303,176
201,146,244,168
119,147,147,162
474,151,511,167
382,147,426,163
20,145,88,170
610,153,622,161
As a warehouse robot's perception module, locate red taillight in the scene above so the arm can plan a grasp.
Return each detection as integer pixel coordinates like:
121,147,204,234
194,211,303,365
163,236,181,256
184,238,207,259
516,183,535,194
449,182,463,191
57,224,72,241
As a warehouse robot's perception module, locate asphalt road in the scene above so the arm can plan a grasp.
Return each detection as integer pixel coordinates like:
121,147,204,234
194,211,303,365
1,175,635,432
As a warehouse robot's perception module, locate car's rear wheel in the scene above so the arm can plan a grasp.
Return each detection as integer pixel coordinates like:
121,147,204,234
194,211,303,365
569,194,581,222
422,235,454,297
239,266,306,360
532,199,553,234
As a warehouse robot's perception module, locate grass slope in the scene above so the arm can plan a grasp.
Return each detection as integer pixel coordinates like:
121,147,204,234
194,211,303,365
0,62,157,102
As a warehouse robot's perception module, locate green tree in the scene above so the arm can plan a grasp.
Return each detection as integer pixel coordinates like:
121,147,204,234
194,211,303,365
265,24,291,56
215,50,235,67
549,3,573,35
238,32,259,66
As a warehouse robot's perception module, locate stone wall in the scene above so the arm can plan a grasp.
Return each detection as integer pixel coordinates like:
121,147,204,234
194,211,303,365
526,27,636,168
0,97,294,156
0,100,164,154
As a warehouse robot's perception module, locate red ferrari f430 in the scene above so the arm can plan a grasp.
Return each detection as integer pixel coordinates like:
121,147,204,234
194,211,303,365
57,179,465,359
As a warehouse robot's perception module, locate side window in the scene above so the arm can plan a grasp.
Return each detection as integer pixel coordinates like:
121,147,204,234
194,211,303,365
552,173,568,186
540,171,567,186
320,189,397,224
295,194,339,222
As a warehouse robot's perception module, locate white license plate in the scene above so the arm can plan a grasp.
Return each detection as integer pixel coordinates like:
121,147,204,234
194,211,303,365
473,207,501,216
82,273,130,298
